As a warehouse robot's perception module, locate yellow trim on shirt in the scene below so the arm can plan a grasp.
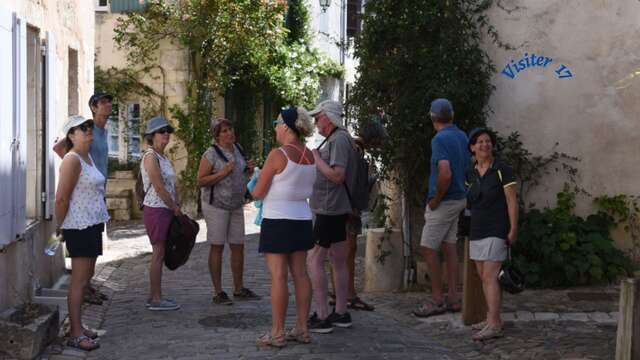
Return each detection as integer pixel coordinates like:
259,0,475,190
503,181,517,188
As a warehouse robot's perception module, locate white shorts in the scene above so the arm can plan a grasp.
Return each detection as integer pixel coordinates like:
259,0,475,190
201,203,245,245
470,236,507,262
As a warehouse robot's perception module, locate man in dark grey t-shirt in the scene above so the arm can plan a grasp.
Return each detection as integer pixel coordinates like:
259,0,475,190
307,100,356,333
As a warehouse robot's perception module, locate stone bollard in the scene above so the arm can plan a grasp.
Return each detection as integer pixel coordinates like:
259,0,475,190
615,278,640,360
364,228,404,292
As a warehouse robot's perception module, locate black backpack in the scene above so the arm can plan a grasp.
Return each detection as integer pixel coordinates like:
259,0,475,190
208,143,247,205
164,214,200,271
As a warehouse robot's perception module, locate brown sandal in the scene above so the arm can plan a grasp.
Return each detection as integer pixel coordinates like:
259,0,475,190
284,328,311,344
256,332,286,348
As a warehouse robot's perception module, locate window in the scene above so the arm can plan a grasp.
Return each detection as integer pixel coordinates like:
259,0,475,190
110,0,147,13
347,0,363,38
107,102,120,157
25,25,42,223
96,0,109,12
67,48,78,116
127,103,141,158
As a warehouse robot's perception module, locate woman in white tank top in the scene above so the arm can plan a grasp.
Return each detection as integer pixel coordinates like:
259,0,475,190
55,115,109,351
250,107,316,347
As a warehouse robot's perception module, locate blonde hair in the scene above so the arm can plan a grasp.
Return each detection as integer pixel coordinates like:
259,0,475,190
294,107,314,137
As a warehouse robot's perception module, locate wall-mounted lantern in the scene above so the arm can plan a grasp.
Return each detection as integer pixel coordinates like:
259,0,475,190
319,0,331,12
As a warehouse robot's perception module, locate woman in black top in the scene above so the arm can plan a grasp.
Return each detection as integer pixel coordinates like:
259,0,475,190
465,128,518,341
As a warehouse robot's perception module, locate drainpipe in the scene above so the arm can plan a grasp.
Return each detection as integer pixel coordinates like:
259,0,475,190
339,0,346,107
402,191,413,288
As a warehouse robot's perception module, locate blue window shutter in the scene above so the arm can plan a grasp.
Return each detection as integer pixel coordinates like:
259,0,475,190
12,14,26,238
44,31,56,220
110,0,147,13
0,5,14,246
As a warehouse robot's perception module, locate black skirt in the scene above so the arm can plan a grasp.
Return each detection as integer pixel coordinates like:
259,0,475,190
259,218,314,254
63,223,104,258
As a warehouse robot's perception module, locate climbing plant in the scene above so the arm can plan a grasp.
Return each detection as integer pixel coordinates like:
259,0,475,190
348,0,500,207
113,0,342,199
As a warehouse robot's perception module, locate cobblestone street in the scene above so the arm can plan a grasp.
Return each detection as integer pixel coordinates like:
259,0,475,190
47,208,618,360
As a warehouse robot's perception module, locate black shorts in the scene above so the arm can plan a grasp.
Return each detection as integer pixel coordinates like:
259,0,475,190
63,223,104,258
313,214,348,248
259,218,314,254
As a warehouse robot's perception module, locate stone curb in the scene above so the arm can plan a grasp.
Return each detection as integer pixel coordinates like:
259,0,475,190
415,311,619,328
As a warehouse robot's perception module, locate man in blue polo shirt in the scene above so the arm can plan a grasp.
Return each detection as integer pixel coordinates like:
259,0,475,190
414,98,469,317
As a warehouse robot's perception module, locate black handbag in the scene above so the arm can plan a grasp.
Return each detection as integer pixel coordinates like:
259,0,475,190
498,246,525,294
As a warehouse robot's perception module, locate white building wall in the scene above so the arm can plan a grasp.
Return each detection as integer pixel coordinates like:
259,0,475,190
0,0,95,311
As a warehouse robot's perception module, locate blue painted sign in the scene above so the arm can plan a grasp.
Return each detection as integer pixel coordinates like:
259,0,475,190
501,53,573,79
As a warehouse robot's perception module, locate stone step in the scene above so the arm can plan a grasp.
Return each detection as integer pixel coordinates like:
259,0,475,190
106,197,131,210
106,178,135,197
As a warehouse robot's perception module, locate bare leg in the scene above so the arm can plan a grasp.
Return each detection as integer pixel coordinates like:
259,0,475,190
68,257,94,337
208,245,224,294
229,244,244,293
328,241,349,314
480,261,503,327
307,245,330,319
345,232,357,299
288,251,312,332
442,242,460,304
149,243,165,301
265,253,288,336
421,245,444,303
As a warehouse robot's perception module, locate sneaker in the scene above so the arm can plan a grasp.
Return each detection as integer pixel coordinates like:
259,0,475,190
212,291,233,305
327,311,352,328
308,312,333,334
233,287,261,300
148,299,180,311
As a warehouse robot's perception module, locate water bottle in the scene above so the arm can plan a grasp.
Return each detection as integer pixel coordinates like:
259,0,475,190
44,233,63,256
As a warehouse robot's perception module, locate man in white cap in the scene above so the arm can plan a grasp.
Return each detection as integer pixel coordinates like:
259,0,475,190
306,100,357,333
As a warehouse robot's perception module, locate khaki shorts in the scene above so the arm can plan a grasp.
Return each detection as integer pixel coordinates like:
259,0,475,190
420,199,466,250
202,203,245,245
470,237,507,262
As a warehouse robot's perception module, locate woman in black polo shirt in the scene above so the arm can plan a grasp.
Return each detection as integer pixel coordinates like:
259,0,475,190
465,128,518,341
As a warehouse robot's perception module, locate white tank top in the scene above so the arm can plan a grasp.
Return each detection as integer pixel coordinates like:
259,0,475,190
60,152,110,229
262,147,317,220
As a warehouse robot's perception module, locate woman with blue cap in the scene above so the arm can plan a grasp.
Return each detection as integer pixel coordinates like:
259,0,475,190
140,115,182,311
465,128,519,340
251,107,316,347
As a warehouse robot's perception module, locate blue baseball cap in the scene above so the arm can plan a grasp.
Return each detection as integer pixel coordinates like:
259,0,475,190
145,116,175,135
429,98,454,120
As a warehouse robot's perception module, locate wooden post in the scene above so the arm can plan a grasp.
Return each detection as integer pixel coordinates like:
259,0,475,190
462,238,486,325
615,278,640,360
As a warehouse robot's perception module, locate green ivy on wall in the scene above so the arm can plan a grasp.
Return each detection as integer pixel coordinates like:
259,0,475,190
112,0,343,200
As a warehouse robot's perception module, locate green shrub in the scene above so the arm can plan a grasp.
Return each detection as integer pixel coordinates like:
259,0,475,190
513,188,634,288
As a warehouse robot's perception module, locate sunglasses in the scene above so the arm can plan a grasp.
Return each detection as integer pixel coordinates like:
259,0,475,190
155,127,174,134
74,122,94,133
272,119,284,128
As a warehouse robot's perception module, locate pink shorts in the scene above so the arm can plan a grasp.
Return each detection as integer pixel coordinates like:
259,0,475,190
143,206,174,245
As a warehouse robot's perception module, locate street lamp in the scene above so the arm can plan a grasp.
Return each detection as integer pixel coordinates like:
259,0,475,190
319,0,331,12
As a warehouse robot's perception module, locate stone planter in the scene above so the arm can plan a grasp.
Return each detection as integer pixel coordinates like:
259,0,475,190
364,228,404,292
0,303,59,359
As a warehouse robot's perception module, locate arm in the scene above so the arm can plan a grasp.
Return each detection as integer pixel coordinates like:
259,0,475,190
145,154,181,215
504,184,519,245
54,156,81,229
53,138,68,159
250,149,286,200
196,155,235,188
428,160,452,210
312,148,346,184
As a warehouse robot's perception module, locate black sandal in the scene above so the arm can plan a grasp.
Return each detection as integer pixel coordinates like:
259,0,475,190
348,296,374,311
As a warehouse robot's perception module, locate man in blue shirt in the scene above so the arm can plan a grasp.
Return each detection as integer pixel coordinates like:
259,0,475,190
413,98,469,317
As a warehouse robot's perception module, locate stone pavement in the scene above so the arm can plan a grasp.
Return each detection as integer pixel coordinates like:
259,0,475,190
42,206,619,360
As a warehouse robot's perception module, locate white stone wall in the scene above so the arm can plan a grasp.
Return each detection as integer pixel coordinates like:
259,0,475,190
0,0,95,311
483,0,640,249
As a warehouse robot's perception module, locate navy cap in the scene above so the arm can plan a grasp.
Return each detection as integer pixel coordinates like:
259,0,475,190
89,92,113,108
429,98,454,119
145,116,174,135
280,107,299,135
